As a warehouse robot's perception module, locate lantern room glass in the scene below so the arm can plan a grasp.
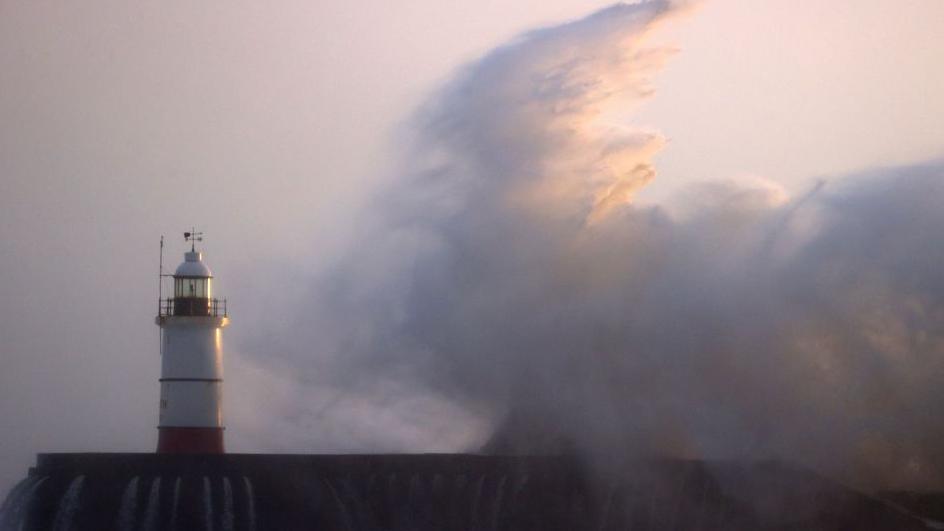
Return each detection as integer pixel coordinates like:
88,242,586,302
174,277,211,299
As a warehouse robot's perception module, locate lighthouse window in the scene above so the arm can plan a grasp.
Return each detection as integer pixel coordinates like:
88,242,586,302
174,277,211,298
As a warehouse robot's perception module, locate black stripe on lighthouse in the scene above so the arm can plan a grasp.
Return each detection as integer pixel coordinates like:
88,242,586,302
159,378,223,382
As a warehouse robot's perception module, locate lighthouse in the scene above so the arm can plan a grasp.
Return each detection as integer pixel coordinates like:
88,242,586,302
155,231,228,453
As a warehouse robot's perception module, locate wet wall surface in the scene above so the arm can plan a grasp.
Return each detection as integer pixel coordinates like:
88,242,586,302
0,453,932,530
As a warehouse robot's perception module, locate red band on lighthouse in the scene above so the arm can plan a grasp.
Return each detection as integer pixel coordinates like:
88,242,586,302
157,427,225,454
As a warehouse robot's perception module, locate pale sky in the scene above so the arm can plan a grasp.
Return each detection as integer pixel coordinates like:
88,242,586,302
1,0,943,494
635,0,944,201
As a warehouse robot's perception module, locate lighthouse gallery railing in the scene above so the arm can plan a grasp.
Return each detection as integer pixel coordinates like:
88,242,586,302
158,298,227,318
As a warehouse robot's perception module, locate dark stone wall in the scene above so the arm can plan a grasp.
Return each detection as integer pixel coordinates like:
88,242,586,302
0,453,930,530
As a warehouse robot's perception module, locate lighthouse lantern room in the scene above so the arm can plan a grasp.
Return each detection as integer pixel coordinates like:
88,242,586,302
155,231,229,453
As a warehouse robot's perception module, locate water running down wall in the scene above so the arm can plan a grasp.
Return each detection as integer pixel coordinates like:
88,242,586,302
0,453,930,530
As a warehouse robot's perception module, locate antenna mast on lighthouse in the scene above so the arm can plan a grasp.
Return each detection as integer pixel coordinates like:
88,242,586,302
155,230,229,454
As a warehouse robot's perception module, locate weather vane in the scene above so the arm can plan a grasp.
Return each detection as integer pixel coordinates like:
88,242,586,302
184,228,203,252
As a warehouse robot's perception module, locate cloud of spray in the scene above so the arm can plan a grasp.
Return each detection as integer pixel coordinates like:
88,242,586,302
249,1,944,491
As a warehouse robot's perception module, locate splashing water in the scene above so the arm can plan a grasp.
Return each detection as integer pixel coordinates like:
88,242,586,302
407,474,424,527
115,476,139,531
0,476,32,529
203,477,213,531
280,0,944,492
141,477,161,531
469,475,486,528
323,479,354,531
51,476,84,531
17,477,48,531
242,477,256,531
169,477,181,531
0,477,31,517
489,475,508,531
221,478,234,531
2,476,47,531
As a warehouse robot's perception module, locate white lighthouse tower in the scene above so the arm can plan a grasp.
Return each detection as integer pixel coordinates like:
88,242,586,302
155,231,229,453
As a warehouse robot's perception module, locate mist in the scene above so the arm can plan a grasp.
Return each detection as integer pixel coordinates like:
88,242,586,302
243,1,944,491
3,0,944,501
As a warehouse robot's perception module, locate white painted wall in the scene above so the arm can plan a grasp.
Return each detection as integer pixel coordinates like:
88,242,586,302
158,317,228,427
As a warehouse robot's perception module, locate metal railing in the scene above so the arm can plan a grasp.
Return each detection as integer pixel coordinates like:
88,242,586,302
158,298,227,317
